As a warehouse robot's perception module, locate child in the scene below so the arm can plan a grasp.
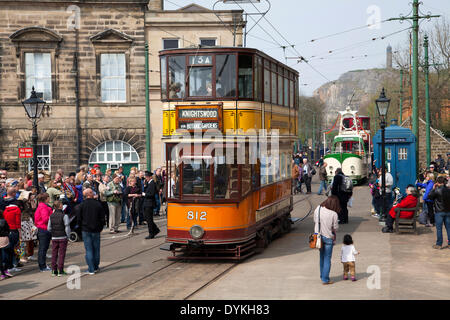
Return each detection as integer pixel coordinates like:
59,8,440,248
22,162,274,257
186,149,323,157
21,207,38,261
341,234,359,281
47,201,71,276
0,210,13,279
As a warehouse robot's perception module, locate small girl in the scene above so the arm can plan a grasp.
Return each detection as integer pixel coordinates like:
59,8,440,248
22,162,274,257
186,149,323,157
21,207,38,261
341,234,359,281
47,201,71,276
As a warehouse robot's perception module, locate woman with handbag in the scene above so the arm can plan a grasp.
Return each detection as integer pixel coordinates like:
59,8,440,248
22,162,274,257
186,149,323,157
313,195,340,285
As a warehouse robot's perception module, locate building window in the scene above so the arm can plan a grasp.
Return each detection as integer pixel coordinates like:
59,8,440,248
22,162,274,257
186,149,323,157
89,140,139,166
101,53,126,103
399,148,407,160
200,38,216,47
28,144,51,172
25,53,52,102
163,39,179,49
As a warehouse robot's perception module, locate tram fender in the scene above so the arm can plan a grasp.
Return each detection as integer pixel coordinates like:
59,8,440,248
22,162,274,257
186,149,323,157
160,242,175,251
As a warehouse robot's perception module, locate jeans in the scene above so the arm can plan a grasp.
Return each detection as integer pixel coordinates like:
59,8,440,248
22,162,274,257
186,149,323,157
154,193,161,215
319,235,334,283
126,205,138,229
0,248,6,275
426,202,435,224
82,231,101,273
121,201,127,223
3,230,19,270
37,229,51,270
318,180,327,195
303,174,312,193
435,212,450,246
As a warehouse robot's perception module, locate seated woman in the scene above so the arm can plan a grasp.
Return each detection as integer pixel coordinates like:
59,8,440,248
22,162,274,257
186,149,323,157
382,185,418,233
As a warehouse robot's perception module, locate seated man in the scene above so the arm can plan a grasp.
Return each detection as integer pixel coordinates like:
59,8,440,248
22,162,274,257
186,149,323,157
382,185,419,233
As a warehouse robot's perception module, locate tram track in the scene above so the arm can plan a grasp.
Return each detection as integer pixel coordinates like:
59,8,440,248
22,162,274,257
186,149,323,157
21,196,313,300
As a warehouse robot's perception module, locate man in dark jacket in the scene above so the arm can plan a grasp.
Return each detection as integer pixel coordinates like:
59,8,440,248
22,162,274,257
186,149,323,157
77,188,105,274
317,162,328,195
428,176,450,249
142,171,160,239
154,168,164,216
331,168,352,224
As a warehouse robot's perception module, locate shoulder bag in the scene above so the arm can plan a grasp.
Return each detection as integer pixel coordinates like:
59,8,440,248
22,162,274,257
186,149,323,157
309,207,322,249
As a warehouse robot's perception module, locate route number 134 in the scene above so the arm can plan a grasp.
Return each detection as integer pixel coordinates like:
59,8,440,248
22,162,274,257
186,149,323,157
187,211,207,221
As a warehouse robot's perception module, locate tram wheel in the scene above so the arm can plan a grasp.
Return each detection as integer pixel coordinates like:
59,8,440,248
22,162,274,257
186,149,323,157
281,216,292,234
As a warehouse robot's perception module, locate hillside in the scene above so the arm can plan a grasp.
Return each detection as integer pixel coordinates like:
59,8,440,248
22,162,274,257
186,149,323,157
313,68,399,126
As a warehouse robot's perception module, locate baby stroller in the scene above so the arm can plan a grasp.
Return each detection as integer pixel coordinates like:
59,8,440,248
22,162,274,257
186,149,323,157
61,197,82,243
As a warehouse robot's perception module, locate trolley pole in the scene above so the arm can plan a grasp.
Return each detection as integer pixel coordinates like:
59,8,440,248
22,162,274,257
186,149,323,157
145,42,151,170
424,35,431,167
399,69,403,124
387,1,439,173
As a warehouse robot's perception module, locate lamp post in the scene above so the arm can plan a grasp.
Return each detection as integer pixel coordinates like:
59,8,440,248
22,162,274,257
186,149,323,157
375,88,391,223
22,87,47,193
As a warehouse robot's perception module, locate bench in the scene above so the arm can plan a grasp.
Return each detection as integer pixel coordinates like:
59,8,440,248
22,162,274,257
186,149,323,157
394,202,421,234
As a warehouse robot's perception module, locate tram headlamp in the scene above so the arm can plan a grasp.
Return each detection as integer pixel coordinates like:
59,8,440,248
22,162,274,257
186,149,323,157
189,225,204,240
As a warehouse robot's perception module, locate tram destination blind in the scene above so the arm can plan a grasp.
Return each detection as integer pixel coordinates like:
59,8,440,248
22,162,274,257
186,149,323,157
176,106,222,131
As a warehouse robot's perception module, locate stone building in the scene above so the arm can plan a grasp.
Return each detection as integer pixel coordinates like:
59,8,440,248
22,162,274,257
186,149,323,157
401,117,450,170
0,0,244,176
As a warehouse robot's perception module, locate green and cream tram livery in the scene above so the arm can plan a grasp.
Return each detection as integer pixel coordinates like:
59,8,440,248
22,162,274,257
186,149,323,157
324,107,371,185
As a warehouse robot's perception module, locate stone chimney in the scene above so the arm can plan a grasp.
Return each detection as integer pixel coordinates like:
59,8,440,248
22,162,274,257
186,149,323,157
386,44,392,69
148,0,164,11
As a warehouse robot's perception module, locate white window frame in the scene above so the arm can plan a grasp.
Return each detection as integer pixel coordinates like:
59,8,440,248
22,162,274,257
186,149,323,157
28,144,51,172
399,147,408,160
163,38,179,49
25,52,52,102
200,38,217,47
101,53,126,103
89,140,140,165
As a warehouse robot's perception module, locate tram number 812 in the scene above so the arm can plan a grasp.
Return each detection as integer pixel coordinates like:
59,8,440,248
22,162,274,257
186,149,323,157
187,211,207,221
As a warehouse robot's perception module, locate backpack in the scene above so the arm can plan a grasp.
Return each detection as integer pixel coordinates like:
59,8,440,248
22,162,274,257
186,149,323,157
341,175,353,193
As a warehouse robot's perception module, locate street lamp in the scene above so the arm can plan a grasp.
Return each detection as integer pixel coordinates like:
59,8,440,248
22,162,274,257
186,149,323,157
375,87,391,223
22,87,47,193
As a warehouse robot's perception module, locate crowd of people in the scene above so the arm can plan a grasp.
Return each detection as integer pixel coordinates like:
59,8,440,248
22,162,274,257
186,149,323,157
0,165,167,280
368,157,450,248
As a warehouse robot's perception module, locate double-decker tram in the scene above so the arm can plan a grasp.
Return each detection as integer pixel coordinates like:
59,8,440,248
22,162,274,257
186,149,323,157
159,47,299,260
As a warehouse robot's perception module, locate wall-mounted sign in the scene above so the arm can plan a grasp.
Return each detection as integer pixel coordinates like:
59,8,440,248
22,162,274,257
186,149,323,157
176,105,222,132
19,147,33,158
385,138,407,143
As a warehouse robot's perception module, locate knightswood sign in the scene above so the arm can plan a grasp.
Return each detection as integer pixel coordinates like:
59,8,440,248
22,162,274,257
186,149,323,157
179,109,218,119
176,105,222,132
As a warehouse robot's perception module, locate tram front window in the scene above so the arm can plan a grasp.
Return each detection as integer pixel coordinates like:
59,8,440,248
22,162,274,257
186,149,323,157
216,54,236,97
182,160,211,195
189,67,212,97
214,160,239,200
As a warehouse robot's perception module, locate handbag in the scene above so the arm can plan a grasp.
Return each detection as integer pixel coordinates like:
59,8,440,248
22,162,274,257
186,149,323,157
309,207,322,249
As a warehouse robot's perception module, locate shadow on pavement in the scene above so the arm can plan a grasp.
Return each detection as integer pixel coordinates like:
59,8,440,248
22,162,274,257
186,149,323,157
0,280,40,295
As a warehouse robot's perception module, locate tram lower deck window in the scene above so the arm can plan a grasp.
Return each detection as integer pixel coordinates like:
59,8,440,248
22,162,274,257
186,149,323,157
182,160,211,195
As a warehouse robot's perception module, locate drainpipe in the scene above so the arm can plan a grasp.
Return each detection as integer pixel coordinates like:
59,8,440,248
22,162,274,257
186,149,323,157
74,28,81,168
145,42,151,170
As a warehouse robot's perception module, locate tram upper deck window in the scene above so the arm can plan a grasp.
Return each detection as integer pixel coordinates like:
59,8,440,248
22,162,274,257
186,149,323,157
188,55,213,97
271,72,277,104
361,118,370,130
254,56,262,101
264,68,270,102
168,56,185,99
161,56,167,100
238,55,253,99
216,54,236,97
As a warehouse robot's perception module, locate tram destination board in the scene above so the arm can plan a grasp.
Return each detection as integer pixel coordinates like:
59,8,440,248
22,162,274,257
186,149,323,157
176,105,222,132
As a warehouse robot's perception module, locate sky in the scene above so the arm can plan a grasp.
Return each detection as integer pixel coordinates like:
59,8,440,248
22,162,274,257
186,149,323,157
164,0,450,96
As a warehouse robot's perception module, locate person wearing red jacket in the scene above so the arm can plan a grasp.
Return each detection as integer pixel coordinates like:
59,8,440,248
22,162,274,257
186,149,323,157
382,185,418,233
34,193,53,272
2,188,22,272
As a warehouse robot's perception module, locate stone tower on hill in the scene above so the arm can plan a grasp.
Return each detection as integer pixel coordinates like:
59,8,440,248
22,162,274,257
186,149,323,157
386,44,393,69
